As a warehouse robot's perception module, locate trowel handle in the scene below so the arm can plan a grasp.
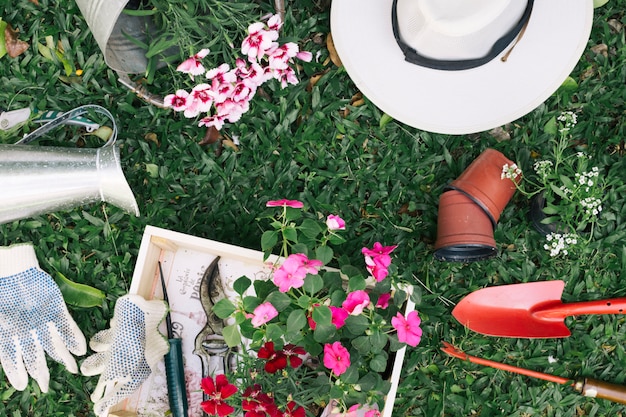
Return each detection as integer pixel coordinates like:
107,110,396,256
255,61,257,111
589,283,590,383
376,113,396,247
536,298,626,319
574,378,626,405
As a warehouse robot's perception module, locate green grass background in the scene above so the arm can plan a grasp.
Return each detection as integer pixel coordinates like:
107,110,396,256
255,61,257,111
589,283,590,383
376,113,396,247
1,0,626,416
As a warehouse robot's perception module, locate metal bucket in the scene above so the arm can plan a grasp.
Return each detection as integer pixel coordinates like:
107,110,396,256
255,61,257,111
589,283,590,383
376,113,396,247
0,105,140,224
75,0,155,74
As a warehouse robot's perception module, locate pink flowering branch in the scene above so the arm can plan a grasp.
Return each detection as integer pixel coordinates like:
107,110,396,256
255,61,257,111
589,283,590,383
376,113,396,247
164,14,312,132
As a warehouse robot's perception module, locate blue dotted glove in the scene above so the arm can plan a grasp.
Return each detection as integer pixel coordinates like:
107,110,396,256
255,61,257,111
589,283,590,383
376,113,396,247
80,294,169,417
0,243,86,393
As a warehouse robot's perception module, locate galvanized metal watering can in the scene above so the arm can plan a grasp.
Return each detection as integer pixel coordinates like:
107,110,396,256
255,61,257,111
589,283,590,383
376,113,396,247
0,105,140,224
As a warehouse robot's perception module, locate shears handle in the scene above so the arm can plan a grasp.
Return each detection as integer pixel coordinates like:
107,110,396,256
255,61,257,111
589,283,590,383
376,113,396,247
165,338,189,417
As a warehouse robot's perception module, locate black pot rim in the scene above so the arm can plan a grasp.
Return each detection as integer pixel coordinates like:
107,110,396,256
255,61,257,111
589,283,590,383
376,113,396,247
433,244,497,262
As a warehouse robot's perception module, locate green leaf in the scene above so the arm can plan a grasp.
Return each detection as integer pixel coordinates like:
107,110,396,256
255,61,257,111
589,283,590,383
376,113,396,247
223,324,241,348
0,19,6,59
370,330,388,352
242,295,262,312
53,272,105,308
351,335,371,354
315,245,333,265
341,364,360,384
303,274,324,294
266,323,284,341
312,305,332,326
313,322,336,343
348,275,366,292
283,226,298,243
593,0,609,8
344,315,369,336
300,218,322,238
212,298,236,319
286,309,307,334
261,230,278,252
370,352,389,373
379,113,394,129
234,276,252,295
265,291,292,311
543,116,557,135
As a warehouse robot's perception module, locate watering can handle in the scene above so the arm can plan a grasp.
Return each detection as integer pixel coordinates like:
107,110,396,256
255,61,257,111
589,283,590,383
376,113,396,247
16,105,117,146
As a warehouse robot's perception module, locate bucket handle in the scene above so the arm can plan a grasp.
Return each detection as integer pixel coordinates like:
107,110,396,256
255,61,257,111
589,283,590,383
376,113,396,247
15,105,117,146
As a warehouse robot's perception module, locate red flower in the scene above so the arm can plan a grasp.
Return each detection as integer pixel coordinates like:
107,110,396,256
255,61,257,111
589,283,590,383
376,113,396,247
200,374,238,416
242,385,280,417
282,344,306,368
257,341,288,373
283,401,305,417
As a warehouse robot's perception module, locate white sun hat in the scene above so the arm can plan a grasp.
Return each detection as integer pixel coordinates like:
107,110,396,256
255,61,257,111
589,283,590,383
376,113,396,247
330,0,594,135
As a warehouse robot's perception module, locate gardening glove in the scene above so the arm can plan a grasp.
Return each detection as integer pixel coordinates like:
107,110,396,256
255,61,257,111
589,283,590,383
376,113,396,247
80,294,169,417
0,243,87,393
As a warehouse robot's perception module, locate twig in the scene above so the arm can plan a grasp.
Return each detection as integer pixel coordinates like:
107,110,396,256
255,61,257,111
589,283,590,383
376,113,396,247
412,273,455,307
274,0,285,21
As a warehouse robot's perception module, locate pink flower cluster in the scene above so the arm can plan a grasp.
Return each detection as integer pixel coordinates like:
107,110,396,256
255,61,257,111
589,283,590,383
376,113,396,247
164,14,312,131
362,242,397,282
273,253,323,292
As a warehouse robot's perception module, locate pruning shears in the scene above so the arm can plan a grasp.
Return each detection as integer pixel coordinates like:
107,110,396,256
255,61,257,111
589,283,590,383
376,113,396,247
0,106,100,131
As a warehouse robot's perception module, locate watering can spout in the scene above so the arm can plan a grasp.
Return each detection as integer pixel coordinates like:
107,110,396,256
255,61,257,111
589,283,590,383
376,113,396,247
0,143,139,224
0,105,139,225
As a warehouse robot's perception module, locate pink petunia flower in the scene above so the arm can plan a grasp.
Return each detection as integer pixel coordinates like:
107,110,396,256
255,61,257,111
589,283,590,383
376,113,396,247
176,48,210,77
164,89,192,111
364,255,390,282
362,242,397,267
250,302,278,327
266,199,304,208
288,253,323,275
329,306,349,329
342,290,370,316
323,341,350,375
326,214,346,231
375,293,392,309
391,310,422,347
273,256,308,292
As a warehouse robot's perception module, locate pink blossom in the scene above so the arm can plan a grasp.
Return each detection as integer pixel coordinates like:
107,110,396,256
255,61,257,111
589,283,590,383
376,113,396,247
206,63,236,84
176,48,210,77
267,14,283,31
198,114,227,130
375,293,391,309
329,306,349,329
241,21,279,61
362,242,397,267
273,257,307,292
323,341,350,375
164,89,191,111
272,66,299,88
364,255,389,282
391,310,422,347
326,214,346,231
267,43,299,70
289,253,323,275
342,290,370,316
266,199,304,208
344,404,381,417
250,302,278,327
296,50,313,62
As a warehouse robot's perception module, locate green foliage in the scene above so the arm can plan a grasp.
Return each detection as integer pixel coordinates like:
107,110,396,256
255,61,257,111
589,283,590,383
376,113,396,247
1,0,626,415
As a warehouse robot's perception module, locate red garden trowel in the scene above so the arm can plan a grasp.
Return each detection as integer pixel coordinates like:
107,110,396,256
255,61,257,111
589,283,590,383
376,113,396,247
452,280,626,338
441,342,626,405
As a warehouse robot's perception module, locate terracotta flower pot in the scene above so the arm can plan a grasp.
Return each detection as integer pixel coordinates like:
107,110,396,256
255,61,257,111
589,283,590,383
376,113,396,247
446,148,521,227
434,190,497,262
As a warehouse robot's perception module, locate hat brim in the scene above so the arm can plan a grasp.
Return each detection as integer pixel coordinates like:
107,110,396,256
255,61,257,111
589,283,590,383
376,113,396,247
330,0,593,135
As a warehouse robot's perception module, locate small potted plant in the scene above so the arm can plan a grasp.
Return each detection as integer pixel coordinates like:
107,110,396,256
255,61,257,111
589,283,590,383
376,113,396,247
501,111,605,257
200,199,422,417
